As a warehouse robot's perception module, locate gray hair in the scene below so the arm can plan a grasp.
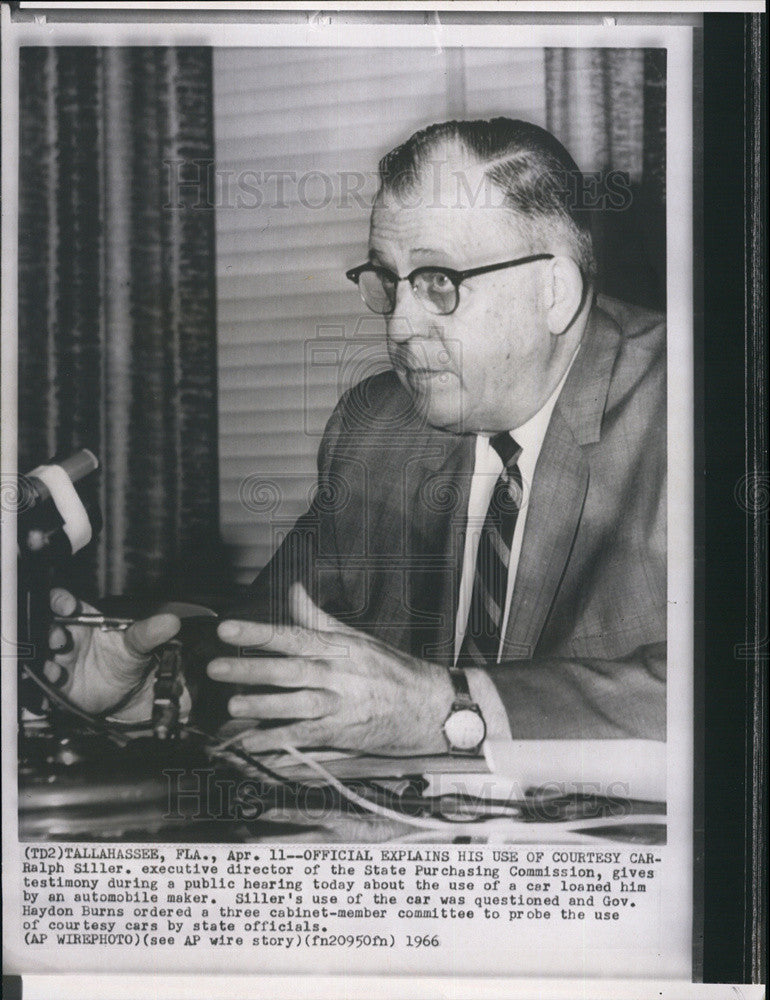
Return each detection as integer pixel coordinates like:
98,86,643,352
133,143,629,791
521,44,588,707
378,118,597,280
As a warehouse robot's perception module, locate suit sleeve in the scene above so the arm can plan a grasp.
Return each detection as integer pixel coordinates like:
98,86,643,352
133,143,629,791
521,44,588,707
485,642,666,740
225,399,347,624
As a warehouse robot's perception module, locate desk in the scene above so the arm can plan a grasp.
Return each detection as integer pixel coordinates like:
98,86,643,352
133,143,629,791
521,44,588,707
18,724,666,845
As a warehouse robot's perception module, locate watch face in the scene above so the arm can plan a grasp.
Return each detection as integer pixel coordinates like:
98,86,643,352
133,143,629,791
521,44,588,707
444,707,486,752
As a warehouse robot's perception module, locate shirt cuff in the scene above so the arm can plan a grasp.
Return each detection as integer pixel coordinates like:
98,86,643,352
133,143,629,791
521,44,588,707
465,666,513,741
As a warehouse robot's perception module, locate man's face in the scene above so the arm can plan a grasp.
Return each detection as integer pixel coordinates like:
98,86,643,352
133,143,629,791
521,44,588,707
368,160,558,434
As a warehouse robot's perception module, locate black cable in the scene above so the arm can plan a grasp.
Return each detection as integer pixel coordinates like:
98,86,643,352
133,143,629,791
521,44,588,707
181,724,307,788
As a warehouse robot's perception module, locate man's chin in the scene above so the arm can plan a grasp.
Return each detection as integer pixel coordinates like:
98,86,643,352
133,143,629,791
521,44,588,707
395,369,470,434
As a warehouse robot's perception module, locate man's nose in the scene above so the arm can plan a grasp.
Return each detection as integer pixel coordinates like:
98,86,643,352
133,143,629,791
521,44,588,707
386,282,429,343
385,313,418,344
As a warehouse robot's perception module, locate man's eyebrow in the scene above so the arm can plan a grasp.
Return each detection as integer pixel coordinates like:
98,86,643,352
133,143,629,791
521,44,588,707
367,246,456,268
410,246,458,265
368,248,393,267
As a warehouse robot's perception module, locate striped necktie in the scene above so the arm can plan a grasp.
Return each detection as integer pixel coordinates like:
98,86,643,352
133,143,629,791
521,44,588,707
458,432,523,667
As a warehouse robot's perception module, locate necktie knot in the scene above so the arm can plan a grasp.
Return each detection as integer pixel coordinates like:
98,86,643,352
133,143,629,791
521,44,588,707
490,431,522,470
490,432,523,510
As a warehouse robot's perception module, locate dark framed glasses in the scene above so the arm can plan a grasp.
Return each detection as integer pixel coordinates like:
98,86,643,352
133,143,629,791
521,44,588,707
345,253,554,316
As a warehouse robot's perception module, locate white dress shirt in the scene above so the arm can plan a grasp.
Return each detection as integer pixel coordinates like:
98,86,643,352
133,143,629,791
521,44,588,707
455,350,579,738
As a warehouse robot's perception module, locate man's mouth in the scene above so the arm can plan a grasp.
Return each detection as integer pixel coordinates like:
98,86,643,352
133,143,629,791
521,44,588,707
390,349,455,388
394,355,450,376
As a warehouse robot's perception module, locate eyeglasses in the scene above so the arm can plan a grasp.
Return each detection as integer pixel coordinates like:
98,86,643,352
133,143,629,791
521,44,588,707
345,253,554,316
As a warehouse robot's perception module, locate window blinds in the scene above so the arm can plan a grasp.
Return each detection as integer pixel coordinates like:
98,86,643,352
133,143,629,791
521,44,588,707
213,47,545,583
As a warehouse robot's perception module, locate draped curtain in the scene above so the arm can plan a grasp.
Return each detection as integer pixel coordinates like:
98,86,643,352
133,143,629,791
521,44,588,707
545,48,667,311
18,47,222,602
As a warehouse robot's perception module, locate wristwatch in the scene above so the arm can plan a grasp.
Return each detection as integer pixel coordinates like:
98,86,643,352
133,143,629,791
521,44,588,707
442,666,487,754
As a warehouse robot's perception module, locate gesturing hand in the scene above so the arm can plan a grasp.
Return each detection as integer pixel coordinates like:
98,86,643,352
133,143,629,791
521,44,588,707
46,588,185,722
207,583,454,756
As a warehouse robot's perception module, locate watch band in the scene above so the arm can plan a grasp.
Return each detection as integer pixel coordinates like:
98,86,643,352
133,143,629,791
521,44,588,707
447,664,473,703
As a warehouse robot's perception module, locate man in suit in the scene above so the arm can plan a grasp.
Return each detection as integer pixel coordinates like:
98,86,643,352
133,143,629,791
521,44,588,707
49,118,666,755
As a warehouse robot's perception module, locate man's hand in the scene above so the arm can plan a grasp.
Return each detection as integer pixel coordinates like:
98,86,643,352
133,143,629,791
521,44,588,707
207,583,455,756
46,589,183,722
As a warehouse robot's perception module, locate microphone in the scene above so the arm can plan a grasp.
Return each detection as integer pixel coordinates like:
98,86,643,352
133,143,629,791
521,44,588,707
16,450,101,715
24,449,99,504
18,449,100,557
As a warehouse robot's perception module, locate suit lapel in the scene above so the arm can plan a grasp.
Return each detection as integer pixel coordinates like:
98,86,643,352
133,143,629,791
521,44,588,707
408,430,475,664
501,301,622,660
500,409,588,659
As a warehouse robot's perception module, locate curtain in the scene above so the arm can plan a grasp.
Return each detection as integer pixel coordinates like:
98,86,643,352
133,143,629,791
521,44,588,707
545,48,667,311
18,47,222,602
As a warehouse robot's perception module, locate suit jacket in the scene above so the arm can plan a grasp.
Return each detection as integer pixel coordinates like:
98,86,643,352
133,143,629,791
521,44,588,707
237,294,667,740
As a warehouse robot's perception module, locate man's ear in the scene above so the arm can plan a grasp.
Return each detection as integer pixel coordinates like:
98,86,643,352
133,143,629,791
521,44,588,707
543,256,585,335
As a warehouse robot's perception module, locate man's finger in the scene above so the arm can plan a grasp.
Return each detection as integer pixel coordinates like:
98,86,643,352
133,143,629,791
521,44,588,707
208,655,327,687
49,588,78,617
123,613,181,659
288,582,354,635
48,623,79,668
48,624,73,653
228,688,338,720
50,588,100,616
217,620,351,658
43,660,65,685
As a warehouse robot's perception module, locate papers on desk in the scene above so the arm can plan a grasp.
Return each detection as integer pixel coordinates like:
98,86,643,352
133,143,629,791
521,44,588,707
483,738,667,804
215,739,666,843
219,747,490,781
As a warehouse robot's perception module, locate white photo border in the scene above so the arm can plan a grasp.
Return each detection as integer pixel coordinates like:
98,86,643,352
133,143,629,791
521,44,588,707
2,9,695,994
